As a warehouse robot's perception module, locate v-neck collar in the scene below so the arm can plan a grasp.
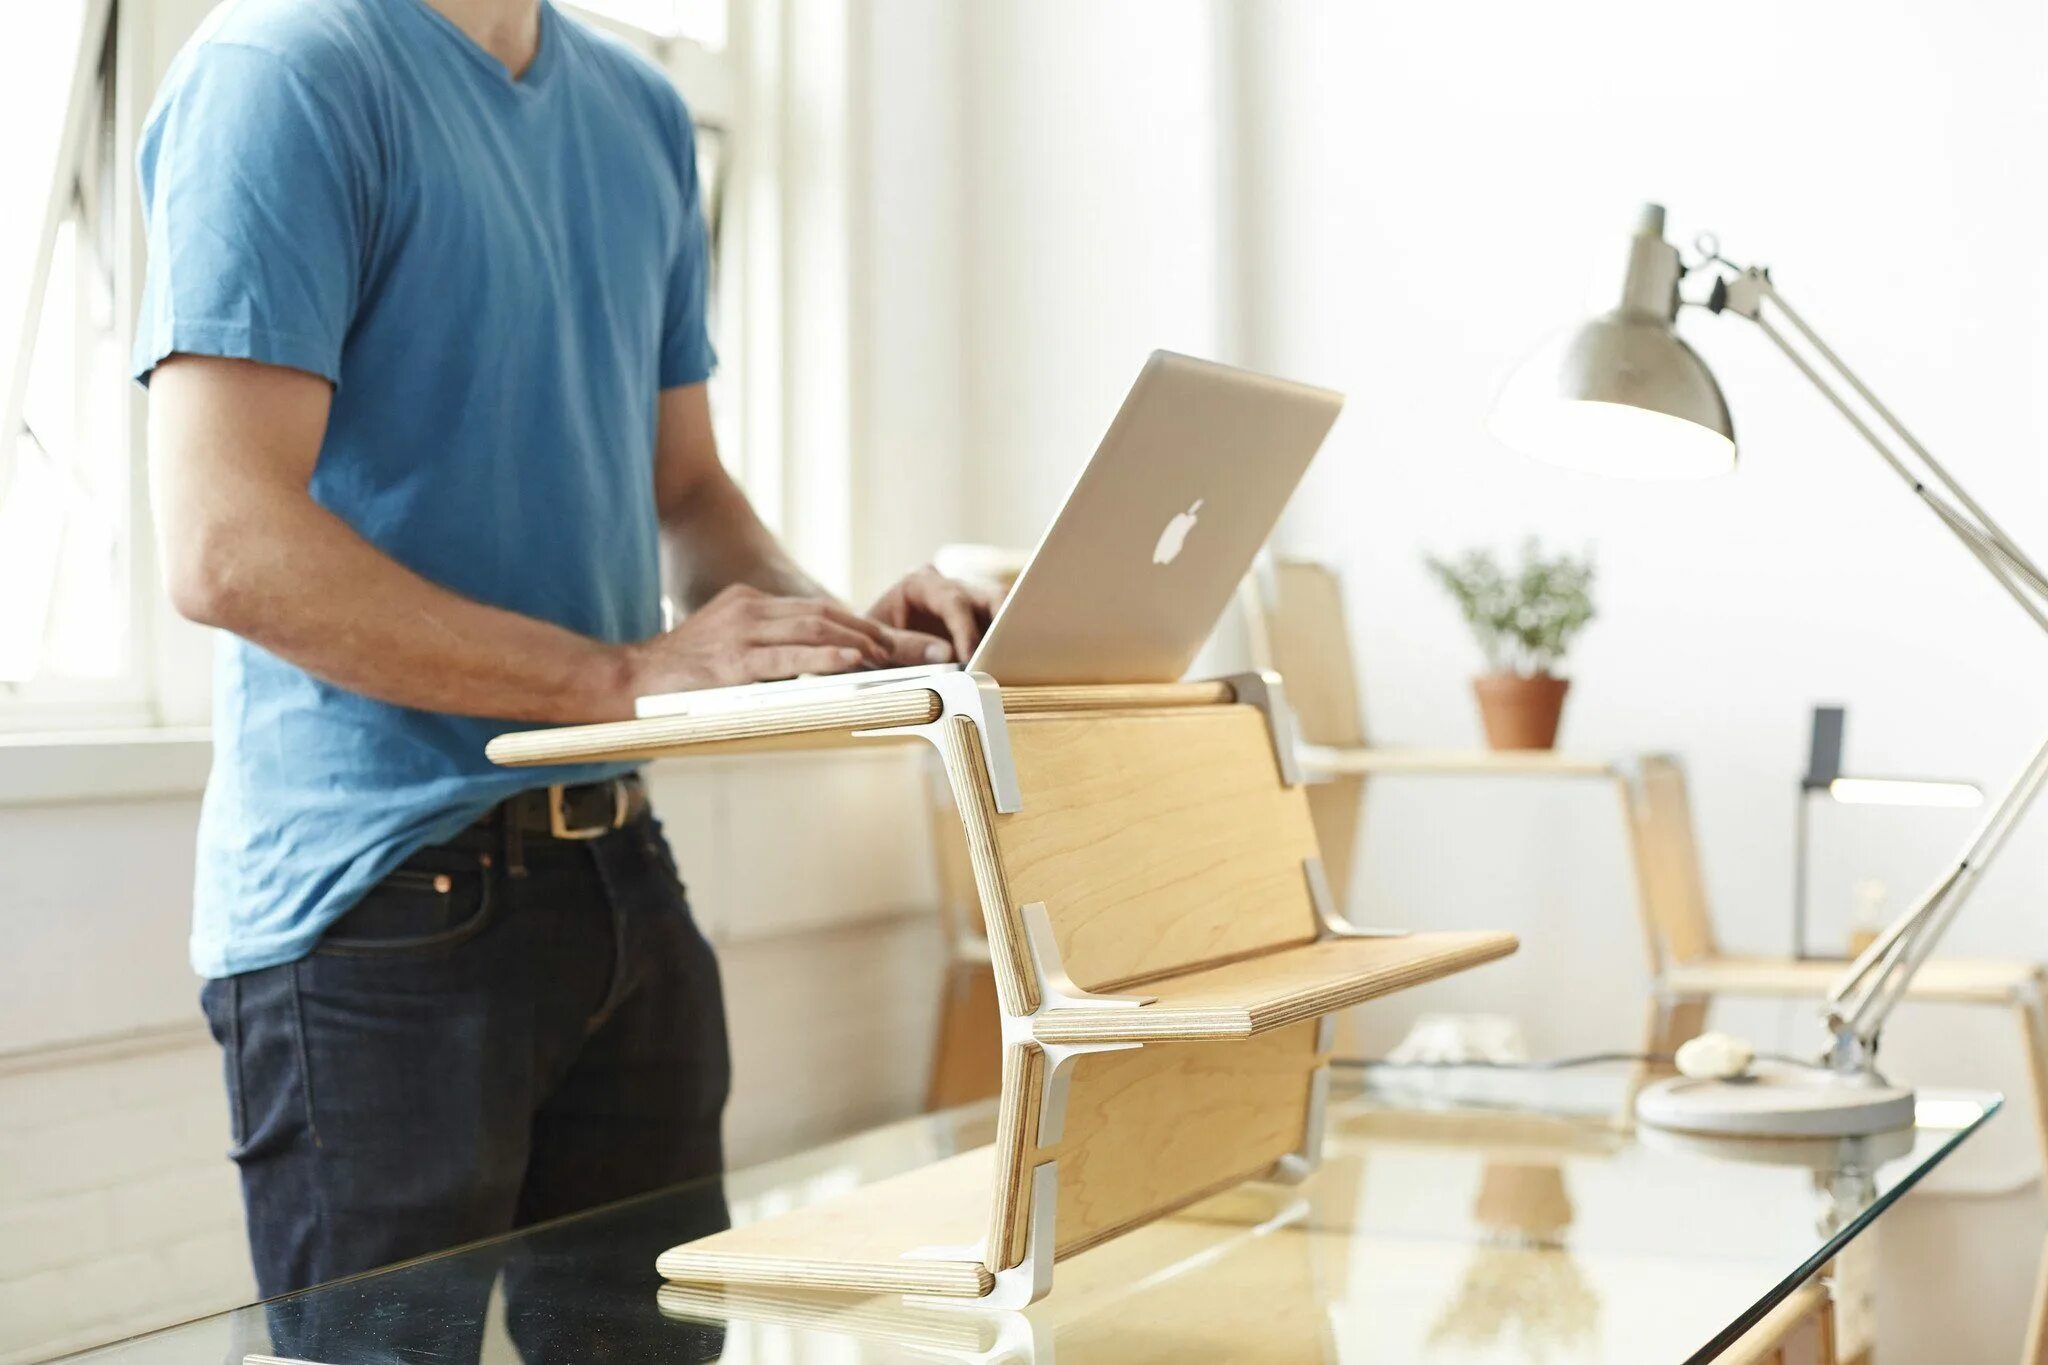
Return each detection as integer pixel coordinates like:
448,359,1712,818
392,0,562,96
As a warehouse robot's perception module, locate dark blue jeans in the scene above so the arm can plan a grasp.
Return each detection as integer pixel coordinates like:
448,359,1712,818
200,805,731,1304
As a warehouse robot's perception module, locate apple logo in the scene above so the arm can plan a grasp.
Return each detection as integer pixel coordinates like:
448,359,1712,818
1152,499,1203,566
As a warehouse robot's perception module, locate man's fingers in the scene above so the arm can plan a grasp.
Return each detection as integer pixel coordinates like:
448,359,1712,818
755,598,890,662
817,601,896,656
747,645,865,681
752,615,890,661
965,580,1005,617
917,580,982,662
880,626,954,666
756,596,884,636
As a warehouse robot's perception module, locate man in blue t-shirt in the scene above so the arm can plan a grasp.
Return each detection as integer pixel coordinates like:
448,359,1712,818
137,0,995,1299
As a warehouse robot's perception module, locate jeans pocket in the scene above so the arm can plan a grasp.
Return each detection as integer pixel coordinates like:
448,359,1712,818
314,857,497,957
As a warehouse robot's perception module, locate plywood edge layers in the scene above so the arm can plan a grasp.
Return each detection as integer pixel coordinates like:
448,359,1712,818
989,1042,1047,1271
653,1250,994,1298
939,713,1039,1015
997,681,1237,714
1029,932,1520,1044
486,689,943,766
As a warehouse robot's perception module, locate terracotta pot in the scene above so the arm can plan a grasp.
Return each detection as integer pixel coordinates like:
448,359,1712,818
1472,673,1570,750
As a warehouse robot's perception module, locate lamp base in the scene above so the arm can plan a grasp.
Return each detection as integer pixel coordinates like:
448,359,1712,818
1635,1061,1916,1138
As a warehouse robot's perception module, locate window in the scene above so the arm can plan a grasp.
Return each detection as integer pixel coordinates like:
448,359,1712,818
565,0,727,51
0,0,142,723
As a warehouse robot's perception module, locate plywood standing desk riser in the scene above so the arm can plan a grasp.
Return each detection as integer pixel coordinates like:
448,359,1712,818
489,671,1518,1308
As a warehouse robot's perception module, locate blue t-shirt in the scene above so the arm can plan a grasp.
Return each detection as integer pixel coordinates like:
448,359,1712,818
133,0,715,977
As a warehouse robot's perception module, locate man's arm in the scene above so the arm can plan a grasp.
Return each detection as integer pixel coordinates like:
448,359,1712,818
652,384,1002,661
150,356,903,721
653,384,830,607
653,383,980,662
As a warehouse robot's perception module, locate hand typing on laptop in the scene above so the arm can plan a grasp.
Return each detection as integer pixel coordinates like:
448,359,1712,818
620,567,998,701
633,352,1342,719
867,563,1004,664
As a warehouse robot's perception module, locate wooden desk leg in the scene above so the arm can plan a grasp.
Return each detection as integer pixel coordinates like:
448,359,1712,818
1828,1239,1876,1365
924,960,1003,1111
2014,996,2048,1183
1724,1282,1837,1365
2026,1237,2048,1365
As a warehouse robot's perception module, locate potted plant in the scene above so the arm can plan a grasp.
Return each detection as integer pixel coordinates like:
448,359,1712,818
1423,539,1595,750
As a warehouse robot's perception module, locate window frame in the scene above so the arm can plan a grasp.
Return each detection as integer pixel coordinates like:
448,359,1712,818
0,0,159,731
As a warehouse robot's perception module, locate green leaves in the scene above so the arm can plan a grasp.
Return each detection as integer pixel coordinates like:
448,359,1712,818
1423,538,1596,677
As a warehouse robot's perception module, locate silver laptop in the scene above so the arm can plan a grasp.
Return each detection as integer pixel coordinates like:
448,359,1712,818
637,351,1342,717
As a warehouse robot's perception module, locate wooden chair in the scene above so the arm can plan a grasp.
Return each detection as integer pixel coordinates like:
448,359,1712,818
1629,753,2048,1174
1240,559,1636,908
490,674,1517,1306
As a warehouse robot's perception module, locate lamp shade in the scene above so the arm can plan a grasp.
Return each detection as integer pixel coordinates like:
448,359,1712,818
1489,205,1737,479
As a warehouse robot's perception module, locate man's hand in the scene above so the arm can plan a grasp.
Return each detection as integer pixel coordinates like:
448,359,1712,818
869,565,1004,664
621,583,949,694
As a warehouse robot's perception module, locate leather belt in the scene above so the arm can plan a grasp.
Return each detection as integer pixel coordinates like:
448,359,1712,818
498,775,648,841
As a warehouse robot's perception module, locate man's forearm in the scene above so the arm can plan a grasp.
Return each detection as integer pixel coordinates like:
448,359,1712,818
179,494,640,724
660,467,832,609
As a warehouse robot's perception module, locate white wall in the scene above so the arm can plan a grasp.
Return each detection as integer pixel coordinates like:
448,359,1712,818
848,0,1228,579
957,0,1225,550
1236,0,2048,1168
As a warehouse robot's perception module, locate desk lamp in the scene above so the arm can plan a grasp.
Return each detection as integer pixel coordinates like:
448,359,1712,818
1491,204,2048,1138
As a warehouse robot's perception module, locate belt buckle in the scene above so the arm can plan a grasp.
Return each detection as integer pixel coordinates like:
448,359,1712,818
547,782,626,841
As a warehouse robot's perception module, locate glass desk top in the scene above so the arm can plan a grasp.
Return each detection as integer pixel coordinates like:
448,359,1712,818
63,1064,1997,1365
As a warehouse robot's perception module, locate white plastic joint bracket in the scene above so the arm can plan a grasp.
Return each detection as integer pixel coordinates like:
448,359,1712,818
854,670,1022,813
1217,670,1305,787
1304,856,1408,939
1012,900,1150,1131
1027,1034,1140,1146
903,1160,1061,1311
1266,1016,1337,1184
1018,901,1157,1012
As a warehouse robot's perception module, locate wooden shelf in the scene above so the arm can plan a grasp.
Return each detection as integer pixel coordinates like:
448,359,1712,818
656,1146,999,1298
1663,954,2046,1006
1300,744,1623,779
1032,931,1519,1043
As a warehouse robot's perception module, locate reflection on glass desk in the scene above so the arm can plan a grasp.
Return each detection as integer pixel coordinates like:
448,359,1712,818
63,1064,1996,1365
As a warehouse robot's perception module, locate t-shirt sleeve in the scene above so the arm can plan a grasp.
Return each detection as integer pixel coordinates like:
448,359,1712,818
658,104,718,390
131,42,370,388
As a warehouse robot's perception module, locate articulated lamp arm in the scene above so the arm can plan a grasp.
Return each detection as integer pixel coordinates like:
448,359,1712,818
1700,258,2048,1072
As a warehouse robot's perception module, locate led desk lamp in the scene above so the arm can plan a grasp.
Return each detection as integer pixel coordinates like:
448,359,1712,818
1492,204,2048,1137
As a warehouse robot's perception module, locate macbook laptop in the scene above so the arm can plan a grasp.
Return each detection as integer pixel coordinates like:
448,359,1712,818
637,350,1342,717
